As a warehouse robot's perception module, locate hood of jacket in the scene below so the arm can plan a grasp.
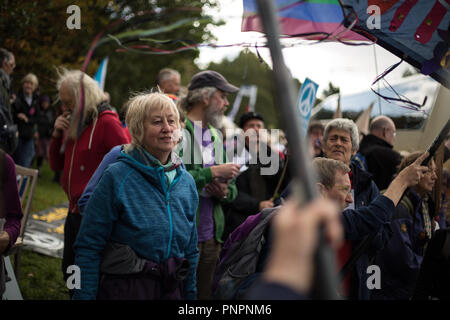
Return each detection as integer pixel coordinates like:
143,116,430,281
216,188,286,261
117,145,182,194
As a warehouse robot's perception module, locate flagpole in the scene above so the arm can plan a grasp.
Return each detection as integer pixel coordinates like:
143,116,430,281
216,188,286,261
255,0,340,299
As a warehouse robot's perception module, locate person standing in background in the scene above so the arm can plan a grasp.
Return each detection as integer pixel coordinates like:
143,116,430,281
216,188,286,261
179,70,240,299
12,73,40,167
49,69,130,297
35,95,55,174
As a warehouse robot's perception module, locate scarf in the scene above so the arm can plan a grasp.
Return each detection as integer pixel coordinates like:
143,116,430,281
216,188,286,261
421,195,433,241
125,145,182,187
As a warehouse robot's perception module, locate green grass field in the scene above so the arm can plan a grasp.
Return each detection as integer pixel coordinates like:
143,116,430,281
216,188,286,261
15,161,70,300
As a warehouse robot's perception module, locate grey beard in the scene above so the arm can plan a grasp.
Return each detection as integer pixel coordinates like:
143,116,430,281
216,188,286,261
205,107,223,128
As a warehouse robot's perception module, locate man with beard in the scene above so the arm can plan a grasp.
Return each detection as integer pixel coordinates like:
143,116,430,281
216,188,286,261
179,70,240,299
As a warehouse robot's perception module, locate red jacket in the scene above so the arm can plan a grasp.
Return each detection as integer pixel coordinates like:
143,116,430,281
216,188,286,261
49,110,130,214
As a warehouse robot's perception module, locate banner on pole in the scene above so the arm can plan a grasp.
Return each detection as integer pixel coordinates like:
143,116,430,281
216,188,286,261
296,77,319,136
228,85,258,122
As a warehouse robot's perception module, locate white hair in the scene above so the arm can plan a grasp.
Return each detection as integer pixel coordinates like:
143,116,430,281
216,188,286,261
323,118,359,152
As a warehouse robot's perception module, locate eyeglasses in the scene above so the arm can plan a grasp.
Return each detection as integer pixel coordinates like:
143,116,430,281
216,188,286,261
384,127,396,136
332,185,352,195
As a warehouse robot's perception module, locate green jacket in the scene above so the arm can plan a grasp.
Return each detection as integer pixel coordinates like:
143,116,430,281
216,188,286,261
177,118,237,243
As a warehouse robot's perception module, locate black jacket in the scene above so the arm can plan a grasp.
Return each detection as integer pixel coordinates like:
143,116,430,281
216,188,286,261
12,90,39,140
36,106,55,139
412,228,450,300
223,146,291,241
359,134,402,191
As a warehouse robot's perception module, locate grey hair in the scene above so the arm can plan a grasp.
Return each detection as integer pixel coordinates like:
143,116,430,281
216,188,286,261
179,86,217,112
156,68,180,85
312,157,350,189
56,68,105,139
323,118,359,152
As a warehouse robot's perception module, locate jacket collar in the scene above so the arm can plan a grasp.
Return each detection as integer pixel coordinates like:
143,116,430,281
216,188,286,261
405,187,435,217
125,144,181,172
360,134,393,151
183,117,223,164
96,101,112,114
118,145,182,193
185,117,219,139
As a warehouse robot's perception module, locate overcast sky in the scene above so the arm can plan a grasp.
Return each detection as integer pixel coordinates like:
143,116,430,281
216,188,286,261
197,0,415,97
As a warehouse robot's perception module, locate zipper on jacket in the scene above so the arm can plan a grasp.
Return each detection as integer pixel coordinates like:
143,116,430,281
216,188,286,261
163,169,182,259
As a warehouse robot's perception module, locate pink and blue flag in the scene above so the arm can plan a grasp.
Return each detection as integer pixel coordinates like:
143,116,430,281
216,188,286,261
242,0,366,41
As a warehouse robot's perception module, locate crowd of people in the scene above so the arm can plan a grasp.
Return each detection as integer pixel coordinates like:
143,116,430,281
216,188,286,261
1,46,449,300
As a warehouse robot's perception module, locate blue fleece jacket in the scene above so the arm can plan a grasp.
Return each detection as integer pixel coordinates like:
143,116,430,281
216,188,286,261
73,149,199,300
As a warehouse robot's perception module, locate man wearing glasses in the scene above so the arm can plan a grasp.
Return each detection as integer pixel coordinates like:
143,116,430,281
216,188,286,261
357,115,402,190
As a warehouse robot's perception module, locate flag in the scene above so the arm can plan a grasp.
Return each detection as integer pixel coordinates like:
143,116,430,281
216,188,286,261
333,94,342,118
355,102,374,136
296,77,319,136
341,0,450,89
242,0,366,41
94,57,109,91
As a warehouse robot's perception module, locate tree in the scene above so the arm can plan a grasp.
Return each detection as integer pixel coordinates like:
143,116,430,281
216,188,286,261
207,50,301,129
100,0,223,109
322,81,340,98
0,0,111,95
0,0,222,109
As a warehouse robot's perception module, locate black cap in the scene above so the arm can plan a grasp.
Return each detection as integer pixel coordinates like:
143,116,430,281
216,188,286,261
188,70,239,93
238,112,264,128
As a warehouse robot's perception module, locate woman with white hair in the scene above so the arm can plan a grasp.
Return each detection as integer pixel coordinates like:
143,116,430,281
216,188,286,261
48,69,130,296
12,73,40,167
72,92,199,300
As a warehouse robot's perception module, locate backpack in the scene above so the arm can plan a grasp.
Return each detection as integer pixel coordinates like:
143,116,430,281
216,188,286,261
212,207,278,300
412,228,450,299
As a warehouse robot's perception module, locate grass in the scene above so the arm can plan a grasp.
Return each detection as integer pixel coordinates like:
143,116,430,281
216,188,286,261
14,161,70,300
30,162,68,213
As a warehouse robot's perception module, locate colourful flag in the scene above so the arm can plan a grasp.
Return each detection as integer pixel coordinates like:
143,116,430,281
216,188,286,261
242,0,366,41
94,57,109,91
